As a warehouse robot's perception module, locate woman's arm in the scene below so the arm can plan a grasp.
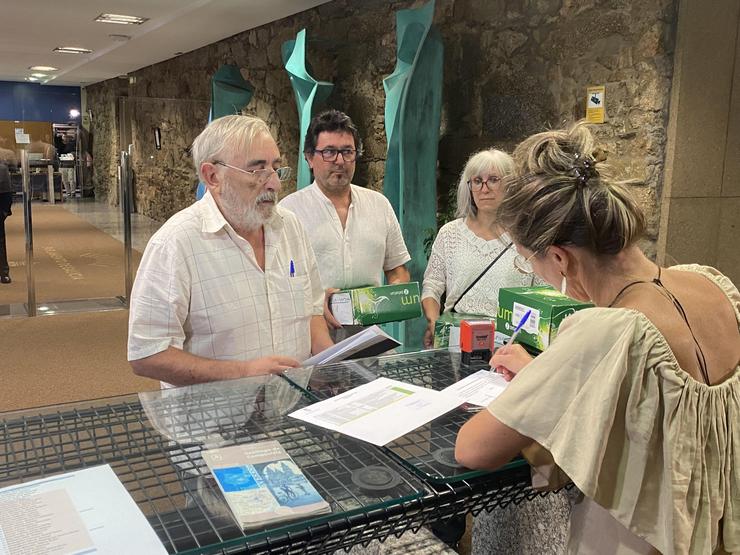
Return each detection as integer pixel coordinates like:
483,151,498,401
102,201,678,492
455,409,533,470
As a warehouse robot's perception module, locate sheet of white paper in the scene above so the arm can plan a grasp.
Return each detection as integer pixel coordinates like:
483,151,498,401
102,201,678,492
441,369,510,407
302,325,399,366
289,377,463,446
0,465,166,555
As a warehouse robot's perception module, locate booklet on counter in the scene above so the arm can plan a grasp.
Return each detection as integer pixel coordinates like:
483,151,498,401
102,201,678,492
202,440,330,529
302,324,401,366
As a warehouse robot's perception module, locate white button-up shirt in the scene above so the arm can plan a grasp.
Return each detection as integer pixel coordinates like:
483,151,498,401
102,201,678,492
279,182,410,290
128,192,324,379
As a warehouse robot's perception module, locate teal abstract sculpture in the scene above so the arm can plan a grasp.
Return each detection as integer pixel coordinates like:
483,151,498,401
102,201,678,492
196,64,254,200
382,0,443,349
282,29,334,189
211,64,254,120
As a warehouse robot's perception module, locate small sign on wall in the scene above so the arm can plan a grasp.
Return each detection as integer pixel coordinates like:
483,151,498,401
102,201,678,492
586,86,605,123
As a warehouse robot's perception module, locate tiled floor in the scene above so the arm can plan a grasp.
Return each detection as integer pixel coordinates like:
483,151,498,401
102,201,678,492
62,196,162,253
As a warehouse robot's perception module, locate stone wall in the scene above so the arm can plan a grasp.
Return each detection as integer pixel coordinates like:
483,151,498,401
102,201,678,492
86,0,678,254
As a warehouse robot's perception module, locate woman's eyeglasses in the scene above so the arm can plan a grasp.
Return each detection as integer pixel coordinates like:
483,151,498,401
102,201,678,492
467,175,501,192
513,251,538,275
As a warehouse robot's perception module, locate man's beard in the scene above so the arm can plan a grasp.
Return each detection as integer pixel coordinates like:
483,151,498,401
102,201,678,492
219,181,277,232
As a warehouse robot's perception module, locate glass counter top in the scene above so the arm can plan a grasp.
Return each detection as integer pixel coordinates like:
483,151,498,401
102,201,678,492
284,349,527,484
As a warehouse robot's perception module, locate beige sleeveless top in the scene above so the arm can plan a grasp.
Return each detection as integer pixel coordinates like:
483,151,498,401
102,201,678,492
487,265,739,554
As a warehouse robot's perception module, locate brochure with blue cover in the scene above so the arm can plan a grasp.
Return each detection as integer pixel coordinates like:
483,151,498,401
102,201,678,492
202,440,330,529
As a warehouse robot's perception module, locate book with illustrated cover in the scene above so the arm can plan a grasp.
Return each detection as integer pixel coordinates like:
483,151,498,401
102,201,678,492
201,440,331,529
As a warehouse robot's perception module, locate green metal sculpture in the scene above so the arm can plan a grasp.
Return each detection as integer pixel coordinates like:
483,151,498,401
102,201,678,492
197,65,254,200
211,64,254,120
282,29,334,189
382,0,444,349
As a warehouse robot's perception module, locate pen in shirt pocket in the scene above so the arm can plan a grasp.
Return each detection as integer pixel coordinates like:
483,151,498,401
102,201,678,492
289,259,295,278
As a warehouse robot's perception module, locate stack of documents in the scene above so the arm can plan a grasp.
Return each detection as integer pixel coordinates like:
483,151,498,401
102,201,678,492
303,325,400,366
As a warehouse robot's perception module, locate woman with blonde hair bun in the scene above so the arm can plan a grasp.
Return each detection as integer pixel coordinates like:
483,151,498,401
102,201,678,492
456,122,739,554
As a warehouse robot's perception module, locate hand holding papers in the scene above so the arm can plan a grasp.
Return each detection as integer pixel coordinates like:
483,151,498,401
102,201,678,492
303,325,400,366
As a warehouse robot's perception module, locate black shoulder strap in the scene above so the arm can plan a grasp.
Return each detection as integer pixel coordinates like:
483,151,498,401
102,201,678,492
451,242,513,313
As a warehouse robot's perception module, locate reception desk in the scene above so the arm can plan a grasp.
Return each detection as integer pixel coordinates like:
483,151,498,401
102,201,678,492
0,350,552,554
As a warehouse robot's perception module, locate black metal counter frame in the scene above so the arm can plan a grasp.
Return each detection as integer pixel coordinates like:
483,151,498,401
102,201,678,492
0,350,548,554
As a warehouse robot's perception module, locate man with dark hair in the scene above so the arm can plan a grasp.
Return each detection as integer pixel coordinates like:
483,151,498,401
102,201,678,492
280,109,411,339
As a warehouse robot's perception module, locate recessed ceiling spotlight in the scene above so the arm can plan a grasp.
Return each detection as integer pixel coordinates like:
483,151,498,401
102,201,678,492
109,34,132,42
95,13,148,25
69,109,80,118
29,65,58,72
53,46,93,54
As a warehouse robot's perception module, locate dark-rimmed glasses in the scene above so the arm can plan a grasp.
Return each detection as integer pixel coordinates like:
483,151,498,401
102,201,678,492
313,148,359,162
467,175,501,192
214,161,291,184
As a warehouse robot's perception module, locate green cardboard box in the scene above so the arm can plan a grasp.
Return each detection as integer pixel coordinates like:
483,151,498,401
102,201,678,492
329,282,422,326
433,312,492,349
497,286,593,350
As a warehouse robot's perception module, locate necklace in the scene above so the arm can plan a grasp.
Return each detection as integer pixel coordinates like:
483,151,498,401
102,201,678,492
607,265,661,308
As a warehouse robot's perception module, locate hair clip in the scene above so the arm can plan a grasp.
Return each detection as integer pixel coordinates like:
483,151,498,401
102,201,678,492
572,153,598,186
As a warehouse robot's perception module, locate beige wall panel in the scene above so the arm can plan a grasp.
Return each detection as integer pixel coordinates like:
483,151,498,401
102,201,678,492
664,197,721,266
721,26,740,198
668,0,739,199
717,197,740,285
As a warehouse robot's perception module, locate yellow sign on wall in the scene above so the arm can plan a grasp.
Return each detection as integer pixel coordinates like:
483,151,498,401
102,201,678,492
586,86,605,123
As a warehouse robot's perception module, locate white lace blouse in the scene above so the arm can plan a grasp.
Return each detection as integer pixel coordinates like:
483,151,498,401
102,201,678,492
421,218,537,317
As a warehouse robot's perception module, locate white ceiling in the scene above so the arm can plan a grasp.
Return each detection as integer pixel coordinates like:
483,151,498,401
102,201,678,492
0,0,331,87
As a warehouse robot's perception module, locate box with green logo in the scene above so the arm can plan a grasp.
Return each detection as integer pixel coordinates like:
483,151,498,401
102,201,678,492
329,282,422,326
496,286,593,350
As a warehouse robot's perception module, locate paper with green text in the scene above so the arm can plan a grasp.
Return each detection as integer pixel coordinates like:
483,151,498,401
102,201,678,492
289,377,462,446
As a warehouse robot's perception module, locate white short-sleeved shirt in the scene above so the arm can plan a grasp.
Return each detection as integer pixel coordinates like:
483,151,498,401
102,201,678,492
421,218,537,316
127,192,324,384
279,182,410,289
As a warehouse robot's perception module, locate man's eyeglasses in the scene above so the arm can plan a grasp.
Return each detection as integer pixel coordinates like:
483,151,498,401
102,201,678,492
313,148,359,163
214,161,291,184
467,175,501,192
513,251,538,275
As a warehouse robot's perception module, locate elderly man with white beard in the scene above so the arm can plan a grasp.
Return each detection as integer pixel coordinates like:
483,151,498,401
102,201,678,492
128,115,333,388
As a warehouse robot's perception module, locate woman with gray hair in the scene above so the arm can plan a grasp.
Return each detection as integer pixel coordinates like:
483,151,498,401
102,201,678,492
421,148,536,347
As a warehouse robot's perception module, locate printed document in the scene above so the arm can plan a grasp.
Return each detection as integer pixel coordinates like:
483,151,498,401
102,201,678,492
442,369,509,406
0,464,166,555
302,325,400,366
289,377,462,446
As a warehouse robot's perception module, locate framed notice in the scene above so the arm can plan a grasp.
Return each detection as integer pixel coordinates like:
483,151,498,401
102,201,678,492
586,86,605,123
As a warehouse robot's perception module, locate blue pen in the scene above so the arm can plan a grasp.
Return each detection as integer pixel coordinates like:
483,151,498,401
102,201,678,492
507,309,532,346
289,260,295,278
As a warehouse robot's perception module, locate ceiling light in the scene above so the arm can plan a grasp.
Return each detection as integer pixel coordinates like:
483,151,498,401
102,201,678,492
53,46,93,54
29,65,58,72
25,77,39,82
30,73,48,78
94,13,149,25
69,109,80,118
